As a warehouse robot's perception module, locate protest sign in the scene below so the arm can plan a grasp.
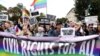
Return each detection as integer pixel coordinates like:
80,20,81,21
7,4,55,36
60,28,75,37
47,14,56,21
29,17,37,25
39,18,50,24
85,16,98,25
0,32,100,56
0,14,8,21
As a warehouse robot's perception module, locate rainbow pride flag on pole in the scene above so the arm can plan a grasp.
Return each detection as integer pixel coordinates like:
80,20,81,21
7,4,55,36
31,0,47,10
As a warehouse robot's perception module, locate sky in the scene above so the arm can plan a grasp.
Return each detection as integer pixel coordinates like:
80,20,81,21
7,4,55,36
0,0,74,18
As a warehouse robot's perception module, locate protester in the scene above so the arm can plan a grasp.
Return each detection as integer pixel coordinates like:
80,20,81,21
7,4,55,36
48,24,56,36
74,23,83,36
68,21,75,27
17,18,23,30
81,23,89,36
87,24,96,35
4,21,16,34
64,20,70,28
48,22,62,37
35,27,45,37
0,22,5,32
17,17,33,36
45,25,50,32
16,25,32,36
97,24,100,34
1,17,99,37
29,25,35,36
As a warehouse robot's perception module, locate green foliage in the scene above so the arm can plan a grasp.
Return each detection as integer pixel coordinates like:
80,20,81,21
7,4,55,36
0,3,30,22
75,0,100,22
56,18,68,23
36,13,46,21
17,3,23,9
75,0,90,21
89,0,100,22
0,4,7,12
8,3,30,22
36,16,42,21
89,0,99,15
8,7,22,22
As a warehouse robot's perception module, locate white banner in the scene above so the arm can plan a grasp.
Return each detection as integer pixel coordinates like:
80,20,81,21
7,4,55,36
85,16,98,25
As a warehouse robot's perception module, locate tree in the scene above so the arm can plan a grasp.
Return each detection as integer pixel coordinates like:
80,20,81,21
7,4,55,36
0,4,7,12
88,0,100,22
75,0,100,22
89,0,99,15
36,13,46,21
17,3,23,9
8,7,22,22
7,3,27,22
75,0,91,20
56,18,68,23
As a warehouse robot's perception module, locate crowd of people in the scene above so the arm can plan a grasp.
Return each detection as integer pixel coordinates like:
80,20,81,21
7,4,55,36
0,17,100,37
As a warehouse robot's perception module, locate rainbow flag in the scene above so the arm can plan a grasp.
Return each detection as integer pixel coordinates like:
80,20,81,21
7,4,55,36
31,0,47,10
